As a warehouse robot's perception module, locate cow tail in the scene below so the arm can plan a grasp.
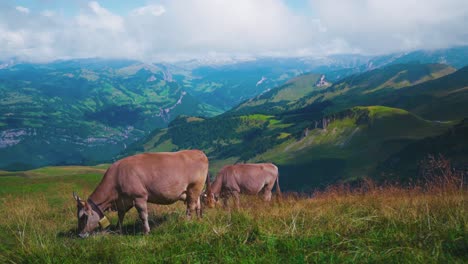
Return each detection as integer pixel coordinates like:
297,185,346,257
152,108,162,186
275,172,282,202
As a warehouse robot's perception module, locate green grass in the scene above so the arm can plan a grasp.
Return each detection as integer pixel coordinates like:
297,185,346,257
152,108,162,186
0,168,466,263
270,74,323,102
0,165,108,178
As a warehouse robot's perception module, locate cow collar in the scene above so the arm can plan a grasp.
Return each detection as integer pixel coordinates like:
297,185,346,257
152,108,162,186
87,198,110,229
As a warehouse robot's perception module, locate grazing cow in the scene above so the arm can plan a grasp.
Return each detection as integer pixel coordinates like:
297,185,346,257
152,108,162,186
204,163,281,209
73,150,208,237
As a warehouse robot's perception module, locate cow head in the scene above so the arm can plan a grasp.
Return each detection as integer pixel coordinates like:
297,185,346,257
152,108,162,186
202,175,218,208
73,192,100,238
203,192,218,208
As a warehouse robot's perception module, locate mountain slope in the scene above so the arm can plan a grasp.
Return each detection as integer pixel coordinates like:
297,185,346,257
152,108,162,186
375,118,468,182
376,66,468,120
292,63,456,114
251,106,451,190
378,46,468,69
225,63,455,119
232,73,328,115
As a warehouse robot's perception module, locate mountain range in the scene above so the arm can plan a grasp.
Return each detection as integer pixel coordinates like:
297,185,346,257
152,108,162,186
1,46,467,185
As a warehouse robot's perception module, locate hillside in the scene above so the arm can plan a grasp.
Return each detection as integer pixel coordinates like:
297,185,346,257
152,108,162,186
375,118,468,182
292,63,456,114
251,106,450,190
378,46,468,69
228,63,455,117
377,66,468,120
231,73,328,115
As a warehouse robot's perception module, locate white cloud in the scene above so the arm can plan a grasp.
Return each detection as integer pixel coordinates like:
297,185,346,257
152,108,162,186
123,0,321,58
311,0,468,53
1,0,468,62
131,4,166,17
15,6,29,14
76,1,124,32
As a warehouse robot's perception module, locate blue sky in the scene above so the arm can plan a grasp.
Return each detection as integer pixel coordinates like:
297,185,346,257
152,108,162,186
12,0,149,16
1,0,467,62
12,0,311,15
10,0,312,17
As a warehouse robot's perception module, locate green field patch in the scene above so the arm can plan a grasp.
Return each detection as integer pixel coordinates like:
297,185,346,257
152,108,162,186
148,139,177,153
20,166,107,178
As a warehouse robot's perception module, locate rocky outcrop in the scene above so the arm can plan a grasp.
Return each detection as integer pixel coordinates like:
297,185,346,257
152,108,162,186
256,76,267,86
316,75,330,87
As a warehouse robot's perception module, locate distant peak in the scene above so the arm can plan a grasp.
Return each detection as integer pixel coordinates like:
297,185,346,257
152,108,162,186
147,75,157,82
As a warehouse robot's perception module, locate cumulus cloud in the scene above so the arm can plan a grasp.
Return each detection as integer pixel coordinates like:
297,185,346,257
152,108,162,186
0,0,467,62
15,6,29,14
311,0,468,53
76,1,124,32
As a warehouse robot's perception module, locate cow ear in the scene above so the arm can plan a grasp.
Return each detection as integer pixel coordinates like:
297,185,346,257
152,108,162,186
73,191,80,202
74,192,86,208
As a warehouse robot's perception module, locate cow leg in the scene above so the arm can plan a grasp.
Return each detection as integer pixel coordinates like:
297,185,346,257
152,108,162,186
134,198,150,234
185,192,196,220
116,210,125,232
262,182,275,202
263,190,272,202
116,198,133,233
233,191,241,210
186,199,198,220
220,191,230,209
186,183,204,220
186,197,203,220
196,196,202,219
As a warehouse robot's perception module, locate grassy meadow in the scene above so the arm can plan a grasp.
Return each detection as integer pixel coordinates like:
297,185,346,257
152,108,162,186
0,167,466,263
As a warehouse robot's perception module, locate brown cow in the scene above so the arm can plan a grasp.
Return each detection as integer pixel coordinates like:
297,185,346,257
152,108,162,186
204,163,281,209
73,150,208,237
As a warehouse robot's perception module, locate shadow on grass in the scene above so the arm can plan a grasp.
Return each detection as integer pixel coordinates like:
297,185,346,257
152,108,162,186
117,213,171,236
58,212,178,238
